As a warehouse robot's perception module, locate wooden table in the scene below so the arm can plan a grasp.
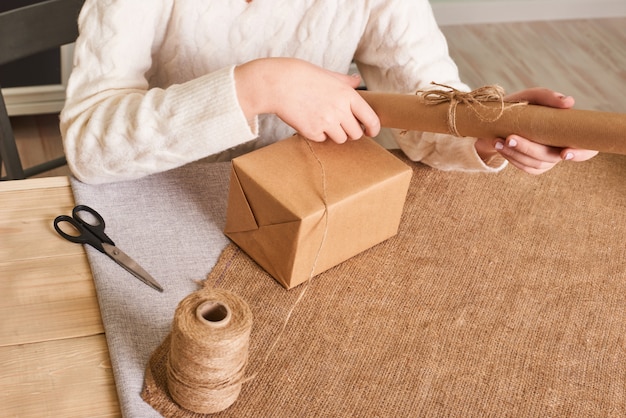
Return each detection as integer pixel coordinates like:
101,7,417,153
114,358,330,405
0,177,120,417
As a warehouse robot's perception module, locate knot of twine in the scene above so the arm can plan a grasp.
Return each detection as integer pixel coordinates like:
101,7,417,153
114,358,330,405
166,288,253,414
414,82,525,137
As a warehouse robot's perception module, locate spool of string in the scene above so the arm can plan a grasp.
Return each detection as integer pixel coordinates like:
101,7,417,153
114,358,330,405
165,288,253,414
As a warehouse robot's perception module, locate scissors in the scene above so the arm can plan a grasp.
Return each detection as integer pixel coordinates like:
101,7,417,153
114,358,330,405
53,205,164,292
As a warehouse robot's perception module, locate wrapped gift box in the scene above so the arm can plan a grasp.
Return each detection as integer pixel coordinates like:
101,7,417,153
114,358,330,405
224,135,413,289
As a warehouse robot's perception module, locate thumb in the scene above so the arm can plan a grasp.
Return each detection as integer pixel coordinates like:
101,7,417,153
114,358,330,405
330,71,363,89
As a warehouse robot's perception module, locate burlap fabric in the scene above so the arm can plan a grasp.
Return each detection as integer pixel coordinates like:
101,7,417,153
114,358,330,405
143,151,626,417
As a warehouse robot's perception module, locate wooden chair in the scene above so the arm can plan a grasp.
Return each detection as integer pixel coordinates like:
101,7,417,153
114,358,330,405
0,0,84,180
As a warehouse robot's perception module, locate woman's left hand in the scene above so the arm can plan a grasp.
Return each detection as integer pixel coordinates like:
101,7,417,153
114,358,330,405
475,88,599,175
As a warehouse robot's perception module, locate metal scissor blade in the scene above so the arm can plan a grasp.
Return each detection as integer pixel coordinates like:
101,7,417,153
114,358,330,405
102,243,164,292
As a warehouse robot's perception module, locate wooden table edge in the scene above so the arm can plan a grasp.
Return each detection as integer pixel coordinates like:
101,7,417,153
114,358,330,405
0,176,70,192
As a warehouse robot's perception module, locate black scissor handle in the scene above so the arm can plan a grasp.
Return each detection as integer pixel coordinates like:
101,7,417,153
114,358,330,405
53,214,106,253
72,205,115,246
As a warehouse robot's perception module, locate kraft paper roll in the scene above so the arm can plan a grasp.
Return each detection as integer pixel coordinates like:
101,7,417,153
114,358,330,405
165,288,253,414
359,89,626,155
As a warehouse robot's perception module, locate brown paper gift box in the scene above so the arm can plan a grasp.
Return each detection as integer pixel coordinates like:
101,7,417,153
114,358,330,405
224,135,413,289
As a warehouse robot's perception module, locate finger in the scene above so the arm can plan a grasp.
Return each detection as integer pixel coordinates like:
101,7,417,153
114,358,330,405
560,148,599,162
495,141,557,174
504,155,554,175
341,118,366,141
498,148,556,174
302,131,327,143
497,135,562,163
329,71,363,89
324,125,349,144
494,135,560,173
505,87,575,109
351,96,381,138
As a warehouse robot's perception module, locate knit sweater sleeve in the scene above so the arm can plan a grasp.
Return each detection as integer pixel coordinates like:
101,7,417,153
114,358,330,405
60,0,258,184
355,0,506,172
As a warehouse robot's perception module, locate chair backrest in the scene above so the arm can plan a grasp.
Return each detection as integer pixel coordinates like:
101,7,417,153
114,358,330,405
0,0,84,66
0,0,85,180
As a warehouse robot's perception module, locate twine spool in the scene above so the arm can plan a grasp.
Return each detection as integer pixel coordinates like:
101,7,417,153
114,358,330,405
166,288,253,414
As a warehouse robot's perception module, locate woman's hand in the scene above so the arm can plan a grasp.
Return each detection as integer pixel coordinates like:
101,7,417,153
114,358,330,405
235,58,380,143
475,88,598,174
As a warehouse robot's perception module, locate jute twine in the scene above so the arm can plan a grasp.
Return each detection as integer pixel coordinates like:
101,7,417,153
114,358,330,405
151,137,330,415
242,135,330,373
165,288,253,414
414,82,526,136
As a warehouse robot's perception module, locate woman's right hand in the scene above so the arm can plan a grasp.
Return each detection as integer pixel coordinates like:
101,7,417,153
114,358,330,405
235,58,380,143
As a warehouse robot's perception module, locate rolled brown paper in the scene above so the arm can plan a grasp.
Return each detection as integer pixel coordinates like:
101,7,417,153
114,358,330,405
358,90,626,155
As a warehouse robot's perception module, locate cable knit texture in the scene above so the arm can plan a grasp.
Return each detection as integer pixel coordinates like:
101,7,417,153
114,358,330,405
60,0,506,184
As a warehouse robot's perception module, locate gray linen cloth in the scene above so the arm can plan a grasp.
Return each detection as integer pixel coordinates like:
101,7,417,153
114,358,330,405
70,160,232,418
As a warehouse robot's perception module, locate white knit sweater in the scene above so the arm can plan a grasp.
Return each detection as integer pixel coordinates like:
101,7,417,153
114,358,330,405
60,0,506,184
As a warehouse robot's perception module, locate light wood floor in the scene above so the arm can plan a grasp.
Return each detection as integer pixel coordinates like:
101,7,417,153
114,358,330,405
443,17,626,112
6,113,70,178
6,17,626,179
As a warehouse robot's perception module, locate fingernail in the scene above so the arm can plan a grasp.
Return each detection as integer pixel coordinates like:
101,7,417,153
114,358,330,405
508,138,518,148
495,142,504,150
564,152,574,160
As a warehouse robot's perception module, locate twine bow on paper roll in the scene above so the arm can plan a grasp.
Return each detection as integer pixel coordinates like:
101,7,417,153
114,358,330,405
358,84,626,155
417,83,525,137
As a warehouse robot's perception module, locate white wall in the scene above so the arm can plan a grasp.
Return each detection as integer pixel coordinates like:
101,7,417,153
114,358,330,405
430,0,626,25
